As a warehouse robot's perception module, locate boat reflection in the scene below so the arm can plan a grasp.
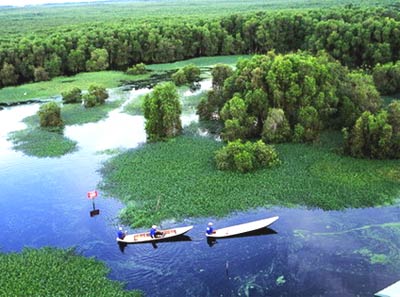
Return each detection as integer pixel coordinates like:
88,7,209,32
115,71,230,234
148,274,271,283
118,234,192,252
207,228,277,247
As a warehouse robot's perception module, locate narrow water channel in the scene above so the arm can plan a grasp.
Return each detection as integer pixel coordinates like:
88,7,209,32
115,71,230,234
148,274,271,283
0,83,399,297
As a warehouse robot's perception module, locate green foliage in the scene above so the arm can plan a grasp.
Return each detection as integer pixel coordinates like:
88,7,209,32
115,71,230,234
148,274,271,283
83,85,109,108
294,106,321,142
215,139,280,173
373,61,400,95
2,5,399,89
33,66,49,82
86,48,109,72
38,102,63,127
342,106,400,159
126,63,148,75
0,247,142,296
0,62,18,86
172,64,200,86
62,87,82,104
143,82,182,141
262,108,291,143
100,134,400,227
338,72,382,127
197,63,233,120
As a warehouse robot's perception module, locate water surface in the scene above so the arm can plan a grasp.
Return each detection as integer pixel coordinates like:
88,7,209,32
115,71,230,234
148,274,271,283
0,86,399,297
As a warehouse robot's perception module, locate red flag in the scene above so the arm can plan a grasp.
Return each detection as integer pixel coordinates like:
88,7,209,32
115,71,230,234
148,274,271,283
87,190,98,199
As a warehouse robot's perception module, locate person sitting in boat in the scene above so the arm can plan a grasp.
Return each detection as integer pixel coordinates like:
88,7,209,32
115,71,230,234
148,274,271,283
206,222,215,235
150,225,164,238
117,227,127,240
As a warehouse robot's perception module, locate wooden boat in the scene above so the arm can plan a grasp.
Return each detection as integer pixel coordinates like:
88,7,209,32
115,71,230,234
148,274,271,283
206,216,279,238
116,225,193,243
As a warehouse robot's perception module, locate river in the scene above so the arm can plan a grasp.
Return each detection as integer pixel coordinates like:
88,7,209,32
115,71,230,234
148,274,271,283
0,82,399,297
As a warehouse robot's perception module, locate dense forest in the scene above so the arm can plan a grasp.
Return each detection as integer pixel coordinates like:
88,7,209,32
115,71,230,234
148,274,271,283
1,5,400,88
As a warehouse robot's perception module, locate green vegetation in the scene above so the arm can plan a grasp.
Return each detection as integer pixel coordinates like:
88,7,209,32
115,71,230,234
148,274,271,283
143,82,182,142
38,101,63,127
100,133,400,227
126,63,148,75
62,100,122,125
8,125,77,158
2,6,399,89
215,139,280,173
343,100,400,159
83,85,109,108
62,87,81,104
0,0,395,35
0,247,141,296
0,71,147,103
147,55,252,71
8,99,121,157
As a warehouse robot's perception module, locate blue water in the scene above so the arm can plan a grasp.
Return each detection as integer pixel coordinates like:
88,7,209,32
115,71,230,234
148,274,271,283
0,87,399,297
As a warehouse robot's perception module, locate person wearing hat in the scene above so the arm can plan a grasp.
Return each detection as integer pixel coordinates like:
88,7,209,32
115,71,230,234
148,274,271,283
150,225,164,238
206,222,215,235
117,227,127,240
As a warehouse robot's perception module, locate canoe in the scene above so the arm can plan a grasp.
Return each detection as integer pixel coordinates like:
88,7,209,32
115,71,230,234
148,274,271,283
206,216,279,238
116,225,193,243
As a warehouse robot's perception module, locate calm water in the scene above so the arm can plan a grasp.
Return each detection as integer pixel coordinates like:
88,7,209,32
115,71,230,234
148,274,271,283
0,84,399,297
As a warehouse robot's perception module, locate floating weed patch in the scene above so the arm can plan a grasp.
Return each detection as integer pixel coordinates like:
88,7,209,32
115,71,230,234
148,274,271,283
62,100,122,125
8,127,77,158
100,132,400,227
0,247,142,296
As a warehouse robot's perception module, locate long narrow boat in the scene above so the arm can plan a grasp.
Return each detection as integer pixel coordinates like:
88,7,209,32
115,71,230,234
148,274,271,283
116,225,193,243
206,216,279,238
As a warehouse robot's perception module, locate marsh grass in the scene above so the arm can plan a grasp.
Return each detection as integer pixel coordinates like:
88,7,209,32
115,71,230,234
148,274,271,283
0,247,142,296
100,131,400,227
0,71,148,104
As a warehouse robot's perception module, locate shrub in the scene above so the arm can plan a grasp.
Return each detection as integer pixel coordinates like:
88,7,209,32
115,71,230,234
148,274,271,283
38,102,63,127
83,85,109,108
215,139,280,172
62,87,82,104
172,64,200,86
126,63,147,75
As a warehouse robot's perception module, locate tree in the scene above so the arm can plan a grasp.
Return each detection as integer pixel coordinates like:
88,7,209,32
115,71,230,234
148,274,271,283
33,67,49,82
62,87,82,104
143,82,182,142
86,48,109,72
38,102,63,127
0,62,19,86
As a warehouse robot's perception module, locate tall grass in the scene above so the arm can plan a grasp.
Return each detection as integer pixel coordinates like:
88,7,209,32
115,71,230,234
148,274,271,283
0,247,142,296
100,131,400,227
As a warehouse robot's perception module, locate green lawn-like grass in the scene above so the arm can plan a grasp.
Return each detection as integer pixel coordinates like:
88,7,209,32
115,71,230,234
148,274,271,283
0,71,148,104
0,247,142,296
146,55,252,71
99,131,400,228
